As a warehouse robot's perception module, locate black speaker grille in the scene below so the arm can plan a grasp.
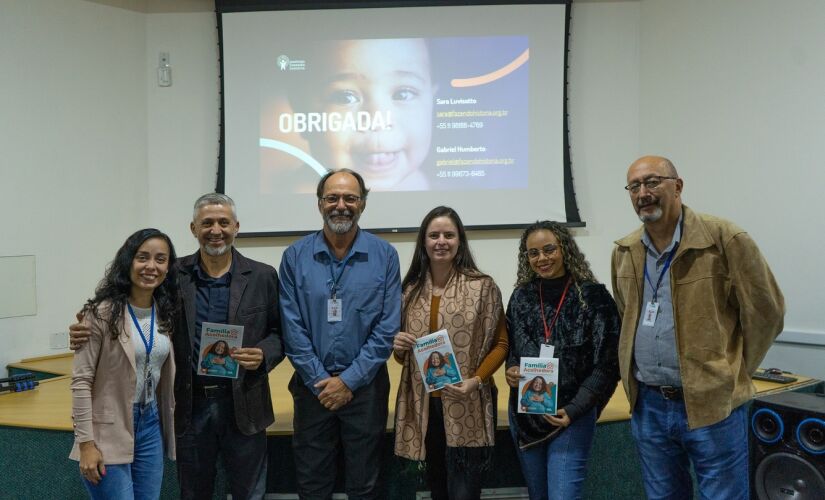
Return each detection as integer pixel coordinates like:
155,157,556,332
754,452,825,500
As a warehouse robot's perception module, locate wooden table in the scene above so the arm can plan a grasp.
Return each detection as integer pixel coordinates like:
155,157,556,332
3,352,818,434
7,353,76,379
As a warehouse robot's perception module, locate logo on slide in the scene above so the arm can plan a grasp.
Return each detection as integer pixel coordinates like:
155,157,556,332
277,55,289,71
277,54,305,72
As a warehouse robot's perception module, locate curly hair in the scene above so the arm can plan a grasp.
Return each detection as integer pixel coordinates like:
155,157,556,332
82,228,180,338
207,340,230,356
527,376,549,394
515,221,597,305
401,206,485,322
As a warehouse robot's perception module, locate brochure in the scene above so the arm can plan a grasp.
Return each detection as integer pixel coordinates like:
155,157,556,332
518,357,559,414
413,329,463,392
197,322,244,379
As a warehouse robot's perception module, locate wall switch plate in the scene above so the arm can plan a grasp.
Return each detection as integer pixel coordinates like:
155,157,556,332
50,331,68,349
158,51,172,87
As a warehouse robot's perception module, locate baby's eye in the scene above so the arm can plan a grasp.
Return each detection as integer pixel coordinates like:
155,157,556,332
393,87,419,101
326,90,361,105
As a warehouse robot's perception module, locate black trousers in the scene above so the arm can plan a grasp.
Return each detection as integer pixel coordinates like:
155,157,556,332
425,396,484,500
176,390,268,500
289,365,390,500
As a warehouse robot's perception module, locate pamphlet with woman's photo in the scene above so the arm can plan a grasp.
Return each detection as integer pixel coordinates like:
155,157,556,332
413,329,463,392
197,322,244,379
518,357,559,414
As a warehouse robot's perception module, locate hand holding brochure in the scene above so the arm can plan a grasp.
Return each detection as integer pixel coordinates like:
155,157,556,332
197,322,244,379
518,357,559,414
414,329,462,392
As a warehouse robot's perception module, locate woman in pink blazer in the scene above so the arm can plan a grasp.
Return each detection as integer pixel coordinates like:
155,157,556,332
69,228,179,499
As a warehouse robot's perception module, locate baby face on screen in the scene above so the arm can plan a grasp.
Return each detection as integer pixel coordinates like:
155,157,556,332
304,39,436,191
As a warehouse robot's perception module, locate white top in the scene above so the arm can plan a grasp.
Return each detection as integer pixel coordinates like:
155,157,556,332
129,304,171,403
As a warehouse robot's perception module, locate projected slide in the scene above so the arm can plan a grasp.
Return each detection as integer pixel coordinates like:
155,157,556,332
221,3,570,234
259,36,528,194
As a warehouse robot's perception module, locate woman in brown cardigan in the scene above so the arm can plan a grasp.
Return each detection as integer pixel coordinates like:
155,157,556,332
69,228,178,499
393,206,508,500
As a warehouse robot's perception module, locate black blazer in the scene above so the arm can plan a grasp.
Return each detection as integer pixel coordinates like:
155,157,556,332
173,248,283,436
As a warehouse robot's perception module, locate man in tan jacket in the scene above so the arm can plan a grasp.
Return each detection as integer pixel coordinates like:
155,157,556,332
611,156,784,500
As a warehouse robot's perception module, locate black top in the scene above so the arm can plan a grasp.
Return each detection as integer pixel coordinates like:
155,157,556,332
506,277,621,447
192,258,234,387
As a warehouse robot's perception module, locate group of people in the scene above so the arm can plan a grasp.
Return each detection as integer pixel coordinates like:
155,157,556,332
68,155,784,500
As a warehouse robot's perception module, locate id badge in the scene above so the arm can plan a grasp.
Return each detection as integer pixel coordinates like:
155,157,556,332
642,301,659,327
540,344,555,358
144,373,154,402
327,298,342,322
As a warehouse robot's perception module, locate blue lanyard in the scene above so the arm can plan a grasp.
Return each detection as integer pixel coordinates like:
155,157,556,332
127,303,155,359
327,253,355,299
643,245,677,303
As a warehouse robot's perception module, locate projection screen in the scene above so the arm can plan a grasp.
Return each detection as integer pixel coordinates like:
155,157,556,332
217,0,579,235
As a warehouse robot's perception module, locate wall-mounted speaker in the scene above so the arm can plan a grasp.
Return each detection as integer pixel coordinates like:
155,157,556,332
750,391,825,500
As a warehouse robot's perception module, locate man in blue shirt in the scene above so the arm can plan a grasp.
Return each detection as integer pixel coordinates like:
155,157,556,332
280,169,401,499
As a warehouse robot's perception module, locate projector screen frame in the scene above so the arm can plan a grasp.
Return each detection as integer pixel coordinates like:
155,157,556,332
215,0,583,238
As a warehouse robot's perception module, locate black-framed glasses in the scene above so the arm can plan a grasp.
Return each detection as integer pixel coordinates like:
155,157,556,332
321,194,361,205
525,244,559,260
624,176,678,194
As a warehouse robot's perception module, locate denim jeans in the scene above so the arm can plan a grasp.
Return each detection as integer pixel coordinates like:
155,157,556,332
631,383,749,500
82,402,164,500
510,408,597,500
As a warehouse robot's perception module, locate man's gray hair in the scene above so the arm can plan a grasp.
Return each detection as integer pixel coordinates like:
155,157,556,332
193,193,237,221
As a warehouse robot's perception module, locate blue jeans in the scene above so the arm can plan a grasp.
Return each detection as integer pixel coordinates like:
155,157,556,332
631,383,749,500
82,402,164,500
510,408,597,500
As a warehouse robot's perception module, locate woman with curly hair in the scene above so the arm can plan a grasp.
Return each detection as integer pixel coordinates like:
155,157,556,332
505,221,620,500
392,206,508,500
69,228,179,499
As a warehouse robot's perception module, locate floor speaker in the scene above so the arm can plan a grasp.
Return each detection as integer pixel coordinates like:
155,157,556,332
750,391,825,500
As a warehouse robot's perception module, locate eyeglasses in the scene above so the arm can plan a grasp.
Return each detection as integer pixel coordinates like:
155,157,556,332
321,194,362,205
624,176,678,194
525,244,559,260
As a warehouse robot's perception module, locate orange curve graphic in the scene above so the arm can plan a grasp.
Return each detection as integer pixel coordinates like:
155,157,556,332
450,48,530,88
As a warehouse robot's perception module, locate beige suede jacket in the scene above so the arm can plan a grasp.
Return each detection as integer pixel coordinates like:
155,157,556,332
69,302,176,463
611,205,784,429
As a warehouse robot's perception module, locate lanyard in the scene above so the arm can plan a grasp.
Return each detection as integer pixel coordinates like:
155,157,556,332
643,245,677,303
127,303,155,367
538,277,572,344
327,252,355,299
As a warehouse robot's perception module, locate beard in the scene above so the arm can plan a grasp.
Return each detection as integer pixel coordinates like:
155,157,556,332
324,208,360,234
638,206,663,223
202,242,231,257
636,198,663,223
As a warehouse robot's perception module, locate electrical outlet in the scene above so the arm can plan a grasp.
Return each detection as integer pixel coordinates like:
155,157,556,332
50,331,68,349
